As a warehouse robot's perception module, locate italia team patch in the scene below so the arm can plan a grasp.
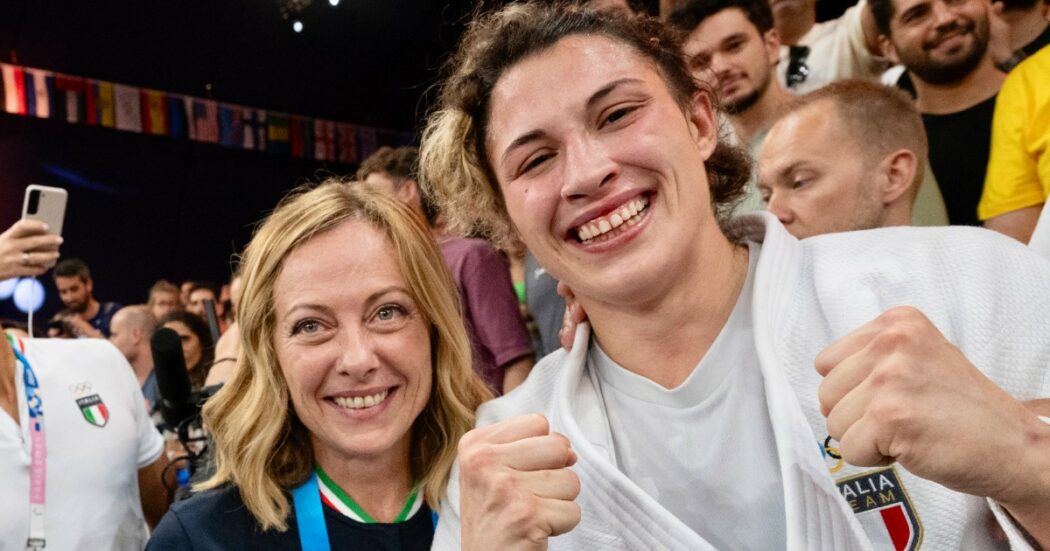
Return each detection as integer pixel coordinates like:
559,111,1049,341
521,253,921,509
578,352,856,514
76,394,109,427
836,467,923,551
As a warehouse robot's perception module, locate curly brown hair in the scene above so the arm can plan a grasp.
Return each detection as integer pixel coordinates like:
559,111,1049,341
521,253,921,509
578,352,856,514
419,1,751,249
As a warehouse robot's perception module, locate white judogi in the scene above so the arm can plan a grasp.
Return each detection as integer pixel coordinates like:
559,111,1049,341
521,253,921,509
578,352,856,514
434,213,1050,550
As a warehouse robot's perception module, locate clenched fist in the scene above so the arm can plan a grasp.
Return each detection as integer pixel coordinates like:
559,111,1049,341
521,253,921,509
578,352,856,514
458,413,582,550
815,306,1050,545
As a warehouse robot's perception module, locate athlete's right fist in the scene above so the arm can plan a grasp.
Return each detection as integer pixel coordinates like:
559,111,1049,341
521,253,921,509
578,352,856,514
458,413,582,550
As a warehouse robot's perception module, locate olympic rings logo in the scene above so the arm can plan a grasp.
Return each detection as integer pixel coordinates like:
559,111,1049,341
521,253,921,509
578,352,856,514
823,436,845,474
68,381,93,394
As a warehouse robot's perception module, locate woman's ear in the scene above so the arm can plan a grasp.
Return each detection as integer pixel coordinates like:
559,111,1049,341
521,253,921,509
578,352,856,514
688,91,719,158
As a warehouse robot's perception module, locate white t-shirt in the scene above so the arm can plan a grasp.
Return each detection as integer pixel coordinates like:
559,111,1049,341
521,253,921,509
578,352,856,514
590,243,787,550
777,0,888,95
0,338,164,550
1029,200,1050,257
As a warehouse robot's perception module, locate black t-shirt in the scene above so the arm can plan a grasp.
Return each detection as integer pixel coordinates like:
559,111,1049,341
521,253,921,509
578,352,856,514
1023,25,1050,58
146,485,435,550
922,94,998,226
91,301,122,337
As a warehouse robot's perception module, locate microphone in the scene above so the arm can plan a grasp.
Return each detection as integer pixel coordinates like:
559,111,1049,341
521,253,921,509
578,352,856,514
202,298,221,344
151,327,196,430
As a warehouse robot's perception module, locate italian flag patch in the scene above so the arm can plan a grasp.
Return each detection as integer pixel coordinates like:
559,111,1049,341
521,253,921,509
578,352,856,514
76,394,109,427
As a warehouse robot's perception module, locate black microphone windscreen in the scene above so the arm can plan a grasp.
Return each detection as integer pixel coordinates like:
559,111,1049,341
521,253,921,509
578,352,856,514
151,327,196,429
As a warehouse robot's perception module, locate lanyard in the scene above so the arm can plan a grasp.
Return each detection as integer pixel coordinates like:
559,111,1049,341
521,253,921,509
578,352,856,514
6,335,46,551
291,470,438,551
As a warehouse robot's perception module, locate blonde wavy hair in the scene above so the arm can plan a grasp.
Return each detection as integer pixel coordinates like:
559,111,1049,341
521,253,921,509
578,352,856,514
419,2,751,250
197,180,491,531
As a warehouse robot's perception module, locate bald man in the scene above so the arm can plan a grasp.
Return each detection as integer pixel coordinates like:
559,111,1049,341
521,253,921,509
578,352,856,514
758,80,937,238
109,305,160,409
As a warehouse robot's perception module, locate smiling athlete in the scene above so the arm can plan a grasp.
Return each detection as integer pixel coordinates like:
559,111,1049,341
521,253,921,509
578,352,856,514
420,4,1050,550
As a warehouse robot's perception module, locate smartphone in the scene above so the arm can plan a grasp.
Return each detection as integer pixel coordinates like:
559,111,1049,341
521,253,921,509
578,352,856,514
21,184,68,237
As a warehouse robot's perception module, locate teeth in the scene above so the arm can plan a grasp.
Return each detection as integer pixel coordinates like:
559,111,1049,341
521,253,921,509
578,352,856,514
576,197,649,243
335,390,389,410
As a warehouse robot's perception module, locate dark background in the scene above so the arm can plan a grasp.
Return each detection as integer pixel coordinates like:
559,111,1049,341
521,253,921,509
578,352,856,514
0,0,847,324
0,0,481,322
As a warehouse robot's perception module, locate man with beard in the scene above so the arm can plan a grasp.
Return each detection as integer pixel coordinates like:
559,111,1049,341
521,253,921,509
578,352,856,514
872,0,1005,225
52,258,122,338
672,0,794,213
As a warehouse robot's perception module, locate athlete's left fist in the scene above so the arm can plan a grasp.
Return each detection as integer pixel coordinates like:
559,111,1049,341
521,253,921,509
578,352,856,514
814,306,1050,517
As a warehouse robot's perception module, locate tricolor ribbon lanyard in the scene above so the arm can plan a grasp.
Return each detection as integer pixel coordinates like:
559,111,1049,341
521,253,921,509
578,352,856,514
7,335,46,551
291,469,438,551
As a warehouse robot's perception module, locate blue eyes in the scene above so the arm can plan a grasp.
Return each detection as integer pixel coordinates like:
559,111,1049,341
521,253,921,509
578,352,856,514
291,319,321,335
375,305,405,321
289,304,407,337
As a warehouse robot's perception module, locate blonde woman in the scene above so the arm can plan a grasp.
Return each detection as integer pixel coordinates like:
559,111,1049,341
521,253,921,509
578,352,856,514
147,181,489,550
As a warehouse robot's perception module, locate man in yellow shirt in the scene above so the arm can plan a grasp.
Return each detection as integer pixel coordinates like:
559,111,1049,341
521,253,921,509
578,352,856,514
979,45,1050,243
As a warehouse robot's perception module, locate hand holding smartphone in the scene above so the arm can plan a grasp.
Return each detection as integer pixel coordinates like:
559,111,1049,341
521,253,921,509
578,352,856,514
0,185,66,279
22,184,67,236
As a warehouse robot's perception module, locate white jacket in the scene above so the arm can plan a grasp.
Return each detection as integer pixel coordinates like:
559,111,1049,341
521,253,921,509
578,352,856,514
434,213,1050,550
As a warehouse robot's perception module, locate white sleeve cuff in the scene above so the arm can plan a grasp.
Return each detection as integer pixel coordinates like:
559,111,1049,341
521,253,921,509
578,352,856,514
987,500,1037,550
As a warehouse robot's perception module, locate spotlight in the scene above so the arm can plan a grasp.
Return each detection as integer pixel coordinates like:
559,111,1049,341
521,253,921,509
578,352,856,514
329,0,340,5
292,20,304,32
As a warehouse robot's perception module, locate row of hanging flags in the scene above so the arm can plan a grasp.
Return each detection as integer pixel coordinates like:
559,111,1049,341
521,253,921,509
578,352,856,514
0,63,414,164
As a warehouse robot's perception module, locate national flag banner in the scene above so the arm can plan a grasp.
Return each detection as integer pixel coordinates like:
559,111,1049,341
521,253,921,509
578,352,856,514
54,75,86,124
0,62,372,166
22,69,39,118
167,94,189,138
182,96,197,140
335,122,357,164
85,80,98,124
20,68,53,119
219,103,244,147
289,115,305,158
301,117,316,161
1,64,27,115
113,83,142,132
267,113,290,155
140,89,169,135
356,126,378,162
38,71,57,119
314,119,335,161
242,108,267,151
97,81,117,127
192,99,219,143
